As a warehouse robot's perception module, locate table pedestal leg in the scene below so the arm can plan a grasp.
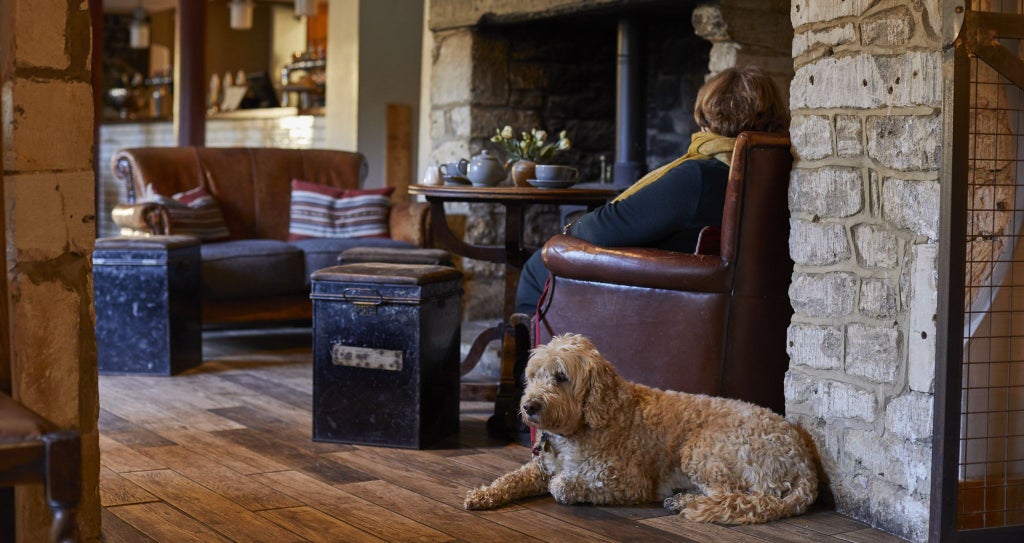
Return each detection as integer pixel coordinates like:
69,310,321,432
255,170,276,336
487,317,531,445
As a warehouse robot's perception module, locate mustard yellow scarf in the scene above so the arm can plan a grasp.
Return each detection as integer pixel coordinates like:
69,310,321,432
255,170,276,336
613,132,735,202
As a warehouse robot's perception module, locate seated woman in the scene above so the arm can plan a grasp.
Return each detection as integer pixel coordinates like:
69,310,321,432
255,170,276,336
514,65,790,316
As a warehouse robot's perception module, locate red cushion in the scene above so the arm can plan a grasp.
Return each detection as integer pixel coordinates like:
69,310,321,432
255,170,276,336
288,180,393,241
150,187,231,241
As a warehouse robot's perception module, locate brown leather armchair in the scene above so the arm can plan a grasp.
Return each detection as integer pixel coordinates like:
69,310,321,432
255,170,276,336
535,132,794,413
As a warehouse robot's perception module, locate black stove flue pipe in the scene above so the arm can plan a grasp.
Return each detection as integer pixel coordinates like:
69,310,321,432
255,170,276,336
613,17,646,189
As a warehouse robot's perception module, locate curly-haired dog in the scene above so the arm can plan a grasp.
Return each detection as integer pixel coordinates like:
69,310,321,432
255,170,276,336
465,333,818,524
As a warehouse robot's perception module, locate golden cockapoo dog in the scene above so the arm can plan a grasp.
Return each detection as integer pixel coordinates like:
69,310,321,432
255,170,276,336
465,333,818,525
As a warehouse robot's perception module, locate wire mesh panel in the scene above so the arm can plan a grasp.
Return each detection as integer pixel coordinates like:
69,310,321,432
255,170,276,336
958,1,1024,531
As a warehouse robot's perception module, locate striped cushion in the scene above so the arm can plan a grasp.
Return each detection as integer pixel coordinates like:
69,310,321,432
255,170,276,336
150,187,230,241
288,179,393,240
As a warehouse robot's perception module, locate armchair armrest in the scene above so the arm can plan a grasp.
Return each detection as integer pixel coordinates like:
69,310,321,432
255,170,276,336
388,201,431,247
111,203,170,236
541,234,732,292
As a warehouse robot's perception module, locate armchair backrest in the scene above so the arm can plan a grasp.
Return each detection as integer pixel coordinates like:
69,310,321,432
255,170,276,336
721,131,795,299
536,131,795,412
112,147,368,241
718,132,795,411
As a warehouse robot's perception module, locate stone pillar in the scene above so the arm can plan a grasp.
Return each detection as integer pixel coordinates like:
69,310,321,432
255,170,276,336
0,0,100,541
694,0,794,99
785,1,943,541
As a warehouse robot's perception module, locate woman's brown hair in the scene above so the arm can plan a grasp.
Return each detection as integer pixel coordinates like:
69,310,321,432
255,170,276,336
693,66,789,137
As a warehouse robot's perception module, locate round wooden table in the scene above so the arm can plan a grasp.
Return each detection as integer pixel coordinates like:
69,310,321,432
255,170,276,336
408,183,618,439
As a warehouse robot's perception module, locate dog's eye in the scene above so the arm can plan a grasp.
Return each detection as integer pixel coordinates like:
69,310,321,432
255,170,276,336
554,371,568,383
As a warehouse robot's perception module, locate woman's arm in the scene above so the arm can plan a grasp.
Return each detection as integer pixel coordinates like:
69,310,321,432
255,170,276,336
567,160,724,247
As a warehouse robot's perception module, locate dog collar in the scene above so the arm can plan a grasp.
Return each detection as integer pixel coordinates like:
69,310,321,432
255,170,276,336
531,432,550,456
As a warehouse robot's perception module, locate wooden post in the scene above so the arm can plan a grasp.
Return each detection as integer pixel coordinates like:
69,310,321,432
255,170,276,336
175,0,206,146
386,104,413,201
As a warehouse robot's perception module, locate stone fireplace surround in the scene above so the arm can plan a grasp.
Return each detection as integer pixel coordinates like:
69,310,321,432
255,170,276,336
426,0,792,321
426,1,949,542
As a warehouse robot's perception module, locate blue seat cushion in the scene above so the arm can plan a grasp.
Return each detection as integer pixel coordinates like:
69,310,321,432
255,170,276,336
290,237,413,283
200,240,307,300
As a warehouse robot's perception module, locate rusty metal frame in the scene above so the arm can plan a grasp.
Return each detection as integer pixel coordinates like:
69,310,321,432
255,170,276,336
932,5,1024,542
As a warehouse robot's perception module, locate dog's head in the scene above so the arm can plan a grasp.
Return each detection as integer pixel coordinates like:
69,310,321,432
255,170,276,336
520,333,622,434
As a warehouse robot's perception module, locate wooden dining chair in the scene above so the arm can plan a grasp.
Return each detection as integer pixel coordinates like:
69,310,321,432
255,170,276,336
0,392,80,543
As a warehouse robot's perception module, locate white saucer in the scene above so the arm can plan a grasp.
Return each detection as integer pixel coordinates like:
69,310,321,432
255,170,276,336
527,178,577,189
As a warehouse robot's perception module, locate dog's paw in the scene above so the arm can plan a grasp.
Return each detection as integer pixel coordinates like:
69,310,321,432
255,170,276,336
664,492,697,513
464,487,498,510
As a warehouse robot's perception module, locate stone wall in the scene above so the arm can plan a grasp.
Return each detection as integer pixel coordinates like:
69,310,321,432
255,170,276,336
785,1,943,541
0,0,101,540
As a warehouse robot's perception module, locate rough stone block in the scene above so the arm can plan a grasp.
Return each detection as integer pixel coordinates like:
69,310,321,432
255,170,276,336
791,0,870,27
885,392,934,441
908,243,937,393
836,477,929,543
6,80,93,172
860,6,915,47
789,272,858,318
10,277,83,427
14,0,70,69
835,115,864,158
790,115,834,161
692,4,729,41
789,219,850,266
791,52,942,109
432,140,471,165
867,115,942,172
792,23,856,57
846,323,901,384
431,31,473,105
843,429,931,495
430,109,447,139
923,0,942,38
787,323,843,370
449,105,471,138
792,376,878,422
852,223,899,269
784,369,817,406
470,107,542,140
471,34,509,107
708,42,740,73
789,167,863,218
859,278,898,319
5,171,96,262
881,177,940,240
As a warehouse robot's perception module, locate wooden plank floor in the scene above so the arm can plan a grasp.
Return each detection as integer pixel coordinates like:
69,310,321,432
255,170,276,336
98,329,907,543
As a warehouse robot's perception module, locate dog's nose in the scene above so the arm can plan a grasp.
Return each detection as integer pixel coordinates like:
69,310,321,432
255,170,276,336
523,400,541,416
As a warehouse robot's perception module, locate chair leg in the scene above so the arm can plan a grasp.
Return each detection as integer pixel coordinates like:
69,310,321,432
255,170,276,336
43,430,80,543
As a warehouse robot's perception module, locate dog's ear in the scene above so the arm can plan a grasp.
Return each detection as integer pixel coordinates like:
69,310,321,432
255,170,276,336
581,345,620,429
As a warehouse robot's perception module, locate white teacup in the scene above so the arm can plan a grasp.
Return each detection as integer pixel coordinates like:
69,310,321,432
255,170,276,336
535,165,579,182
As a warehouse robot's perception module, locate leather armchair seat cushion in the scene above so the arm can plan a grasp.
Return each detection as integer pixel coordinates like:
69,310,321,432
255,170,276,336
201,240,307,300
290,237,414,284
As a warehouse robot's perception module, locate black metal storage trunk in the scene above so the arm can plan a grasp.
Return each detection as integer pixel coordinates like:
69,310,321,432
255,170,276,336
93,235,202,375
311,263,463,449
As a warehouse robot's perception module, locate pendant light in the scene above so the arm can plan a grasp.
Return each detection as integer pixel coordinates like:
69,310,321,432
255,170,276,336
129,1,150,49
229,0,255,30
295,0,317,17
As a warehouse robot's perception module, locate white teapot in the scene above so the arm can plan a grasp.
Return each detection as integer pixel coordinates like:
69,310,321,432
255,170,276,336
466,150,508,187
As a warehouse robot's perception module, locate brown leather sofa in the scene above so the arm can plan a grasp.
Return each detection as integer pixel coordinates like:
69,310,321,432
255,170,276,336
110,147,431,326
534,132,794,413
